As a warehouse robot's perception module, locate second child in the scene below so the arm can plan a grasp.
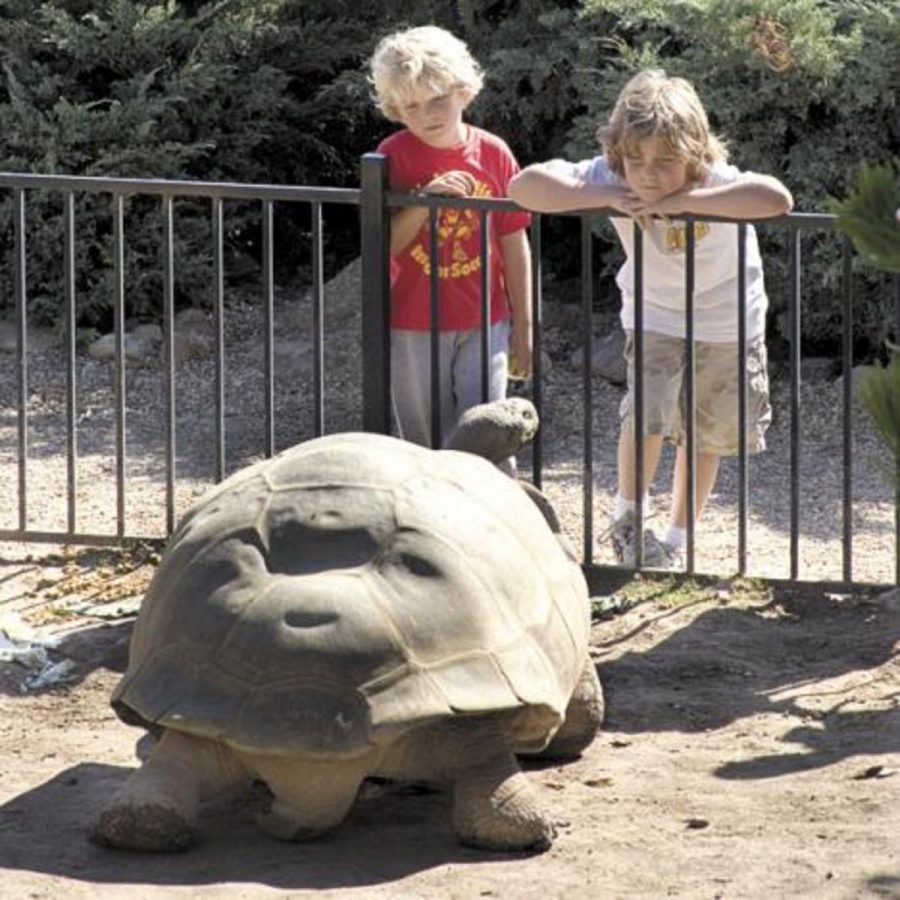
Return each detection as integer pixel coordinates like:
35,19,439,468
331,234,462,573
509,68,793,566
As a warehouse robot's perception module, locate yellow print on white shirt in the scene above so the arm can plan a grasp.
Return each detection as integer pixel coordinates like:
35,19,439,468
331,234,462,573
665,220,710,251
410,176,492,278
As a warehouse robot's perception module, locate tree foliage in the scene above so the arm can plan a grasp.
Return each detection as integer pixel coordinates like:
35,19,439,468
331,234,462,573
830,161,900,273
833,161,900,489
0,0,897,352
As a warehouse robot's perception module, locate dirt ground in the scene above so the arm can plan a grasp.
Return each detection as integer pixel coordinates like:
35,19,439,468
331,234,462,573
1,556,899,899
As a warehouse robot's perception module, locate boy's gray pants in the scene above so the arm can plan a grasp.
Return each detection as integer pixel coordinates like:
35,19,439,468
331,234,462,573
390,320,510,449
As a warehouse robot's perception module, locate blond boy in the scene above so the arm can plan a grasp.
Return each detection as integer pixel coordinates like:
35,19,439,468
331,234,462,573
509,69,793,566
370,26,532,454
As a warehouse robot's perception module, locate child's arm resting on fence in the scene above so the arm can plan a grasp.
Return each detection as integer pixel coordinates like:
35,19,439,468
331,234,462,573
499,228,533,379
639,173,794,221
508,162,633,215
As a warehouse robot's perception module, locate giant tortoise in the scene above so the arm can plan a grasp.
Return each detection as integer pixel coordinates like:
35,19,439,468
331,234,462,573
92,398,603,853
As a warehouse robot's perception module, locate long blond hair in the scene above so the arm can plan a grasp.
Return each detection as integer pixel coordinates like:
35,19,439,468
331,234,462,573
598,69,728,185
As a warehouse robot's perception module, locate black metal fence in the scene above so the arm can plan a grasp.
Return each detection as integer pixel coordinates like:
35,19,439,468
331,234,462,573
1,156,898,588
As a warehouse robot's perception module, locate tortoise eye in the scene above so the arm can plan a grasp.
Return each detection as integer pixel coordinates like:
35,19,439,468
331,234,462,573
399,552,441,578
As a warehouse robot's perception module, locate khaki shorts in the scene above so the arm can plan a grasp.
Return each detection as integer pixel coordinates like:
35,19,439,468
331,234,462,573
620,331,772,455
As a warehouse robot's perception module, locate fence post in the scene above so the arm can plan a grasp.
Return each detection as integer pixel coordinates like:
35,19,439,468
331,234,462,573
360,153,391,434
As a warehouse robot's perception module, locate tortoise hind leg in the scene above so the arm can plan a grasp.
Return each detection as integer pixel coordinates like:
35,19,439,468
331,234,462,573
91,730,249,852
242,754,366,841
531,659,604,760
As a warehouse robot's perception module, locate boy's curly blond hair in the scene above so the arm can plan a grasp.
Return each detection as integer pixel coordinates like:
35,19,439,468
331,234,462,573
598,69,728,185
369,25,484,123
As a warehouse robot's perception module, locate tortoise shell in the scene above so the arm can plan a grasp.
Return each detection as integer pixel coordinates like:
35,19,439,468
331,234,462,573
112,432,590,758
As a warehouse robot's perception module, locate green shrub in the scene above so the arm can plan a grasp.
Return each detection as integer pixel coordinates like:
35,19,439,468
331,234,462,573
830,161,900,273
0,0,384,328
0,0,897,355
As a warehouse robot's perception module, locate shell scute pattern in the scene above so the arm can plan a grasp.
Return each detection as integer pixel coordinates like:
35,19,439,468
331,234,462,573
113,433,589,757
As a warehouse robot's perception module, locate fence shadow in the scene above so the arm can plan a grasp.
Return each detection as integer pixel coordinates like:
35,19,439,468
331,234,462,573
596,586,900,780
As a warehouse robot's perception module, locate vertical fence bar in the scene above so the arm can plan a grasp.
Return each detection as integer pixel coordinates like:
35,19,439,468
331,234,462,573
359,153,391,434
212,197,226,482
841,236,854,582
684,221,696,574
736,223,748,574
311,201,325,437
789,229,801,580
633,223,645,567
530,215,543,490
262,200,275,457
429,205,441,447
112,193,126,538
581,216,594,563
14,189,27,531
162,194,176,535
64,191,77,534
479,209,491,403
895,274,900,585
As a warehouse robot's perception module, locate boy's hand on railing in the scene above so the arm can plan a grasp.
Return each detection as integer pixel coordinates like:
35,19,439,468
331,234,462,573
606,186,658,231
630,190,690,224
420,170,478,197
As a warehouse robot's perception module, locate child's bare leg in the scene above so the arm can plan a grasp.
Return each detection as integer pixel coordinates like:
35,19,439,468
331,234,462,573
617,430,664,503
669,448,720,528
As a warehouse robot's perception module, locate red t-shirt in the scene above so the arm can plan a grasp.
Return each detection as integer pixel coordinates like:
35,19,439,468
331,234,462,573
377,126,531,331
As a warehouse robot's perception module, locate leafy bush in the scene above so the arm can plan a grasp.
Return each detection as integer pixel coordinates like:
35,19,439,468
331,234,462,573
833,161,900,495
830,161,900,273
0,0,402,328
0,1,294,327
0,0,897,356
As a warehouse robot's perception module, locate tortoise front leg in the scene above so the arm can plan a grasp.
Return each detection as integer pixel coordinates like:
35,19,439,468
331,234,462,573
92,730,249,852
452,749,555,851
415,719,555,851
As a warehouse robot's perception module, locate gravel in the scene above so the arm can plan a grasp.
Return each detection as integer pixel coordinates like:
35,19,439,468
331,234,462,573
1,259,896,587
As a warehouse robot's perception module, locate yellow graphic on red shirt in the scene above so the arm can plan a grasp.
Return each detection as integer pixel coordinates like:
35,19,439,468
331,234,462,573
408,177,492,278
665,220,710,251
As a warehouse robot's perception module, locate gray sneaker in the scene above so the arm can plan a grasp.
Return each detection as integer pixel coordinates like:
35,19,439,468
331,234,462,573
609,511,683,569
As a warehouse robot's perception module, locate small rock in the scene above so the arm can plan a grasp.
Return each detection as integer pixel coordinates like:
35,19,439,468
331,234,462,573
569,329,626,385
87,332,158,366
833,365,878,402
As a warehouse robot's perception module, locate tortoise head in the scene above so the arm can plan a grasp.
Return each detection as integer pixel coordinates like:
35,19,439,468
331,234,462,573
442,397,539,464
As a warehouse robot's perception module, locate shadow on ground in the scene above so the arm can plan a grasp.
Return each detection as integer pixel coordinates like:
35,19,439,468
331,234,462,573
0,763,536,890
597,586,900,780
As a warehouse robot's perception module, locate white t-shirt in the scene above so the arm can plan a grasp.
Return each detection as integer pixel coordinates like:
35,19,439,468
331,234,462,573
547,156,768,342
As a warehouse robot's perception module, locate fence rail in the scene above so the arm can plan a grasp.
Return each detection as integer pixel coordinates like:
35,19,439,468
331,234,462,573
1,158,898,589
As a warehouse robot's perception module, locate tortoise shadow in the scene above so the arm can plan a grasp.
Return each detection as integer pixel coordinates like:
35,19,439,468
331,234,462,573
0,763,544,890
